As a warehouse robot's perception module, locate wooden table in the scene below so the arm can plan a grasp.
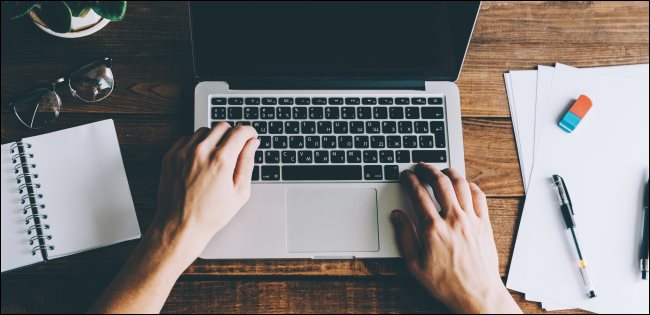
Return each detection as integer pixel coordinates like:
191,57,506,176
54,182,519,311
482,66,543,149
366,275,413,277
1,1,647,313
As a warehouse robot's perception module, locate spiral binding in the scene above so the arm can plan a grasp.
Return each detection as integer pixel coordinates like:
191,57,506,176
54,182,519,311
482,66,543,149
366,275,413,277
12,141,54,258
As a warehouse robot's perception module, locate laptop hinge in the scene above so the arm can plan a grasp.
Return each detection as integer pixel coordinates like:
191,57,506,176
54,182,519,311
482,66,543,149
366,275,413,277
226,79,426,91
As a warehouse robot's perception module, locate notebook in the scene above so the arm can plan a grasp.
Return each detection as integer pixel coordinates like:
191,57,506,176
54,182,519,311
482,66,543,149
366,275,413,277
1,120,141,273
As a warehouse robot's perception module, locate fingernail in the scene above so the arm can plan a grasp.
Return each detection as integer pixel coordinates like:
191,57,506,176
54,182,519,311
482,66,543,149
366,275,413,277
390,210,400,221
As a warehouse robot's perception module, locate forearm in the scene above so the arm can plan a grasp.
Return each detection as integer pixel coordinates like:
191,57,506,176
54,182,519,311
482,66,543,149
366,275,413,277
89,224,194,314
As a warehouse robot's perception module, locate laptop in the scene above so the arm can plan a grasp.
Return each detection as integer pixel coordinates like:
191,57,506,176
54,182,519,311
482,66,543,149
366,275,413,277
190,1,481,259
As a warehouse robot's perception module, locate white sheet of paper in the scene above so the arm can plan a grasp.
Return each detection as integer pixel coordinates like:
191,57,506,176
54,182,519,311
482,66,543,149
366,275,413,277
508,70,538,190
507,63,649,313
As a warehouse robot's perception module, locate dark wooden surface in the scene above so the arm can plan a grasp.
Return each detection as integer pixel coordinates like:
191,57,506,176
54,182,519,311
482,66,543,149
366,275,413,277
1,1,648,313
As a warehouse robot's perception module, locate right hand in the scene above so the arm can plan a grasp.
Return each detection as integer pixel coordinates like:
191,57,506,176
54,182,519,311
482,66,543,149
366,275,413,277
391,163,522,314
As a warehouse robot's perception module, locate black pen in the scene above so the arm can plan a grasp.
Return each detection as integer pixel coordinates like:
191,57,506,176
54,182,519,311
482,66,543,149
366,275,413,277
552,175,597,298
641,180,649,280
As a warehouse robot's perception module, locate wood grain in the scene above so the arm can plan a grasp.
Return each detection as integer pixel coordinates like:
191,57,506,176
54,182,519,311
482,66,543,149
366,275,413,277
1,1,647,313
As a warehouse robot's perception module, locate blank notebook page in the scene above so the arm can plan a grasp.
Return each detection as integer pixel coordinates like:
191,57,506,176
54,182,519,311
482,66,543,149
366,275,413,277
26,120,140,259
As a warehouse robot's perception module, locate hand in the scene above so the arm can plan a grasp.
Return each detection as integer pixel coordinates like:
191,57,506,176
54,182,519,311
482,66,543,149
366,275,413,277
152,123,259,268
391,164,521,314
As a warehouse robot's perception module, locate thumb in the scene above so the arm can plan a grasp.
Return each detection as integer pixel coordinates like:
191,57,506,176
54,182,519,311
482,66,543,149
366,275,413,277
391,210,421,274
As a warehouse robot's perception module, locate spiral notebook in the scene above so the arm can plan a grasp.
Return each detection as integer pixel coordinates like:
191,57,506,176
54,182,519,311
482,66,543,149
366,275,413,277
1,120,141,273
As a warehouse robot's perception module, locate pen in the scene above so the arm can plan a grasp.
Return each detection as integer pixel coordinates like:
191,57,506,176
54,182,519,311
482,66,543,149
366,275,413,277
642,180,649,280
552,175,597,299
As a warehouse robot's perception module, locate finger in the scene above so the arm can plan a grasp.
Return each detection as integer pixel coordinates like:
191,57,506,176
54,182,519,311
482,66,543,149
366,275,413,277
469,183,489,219
441,168,475,216
233,138,260,188
216,126,259,166
390,210,421,274
414,163,462,218
401,170,442,234
201,122,232,151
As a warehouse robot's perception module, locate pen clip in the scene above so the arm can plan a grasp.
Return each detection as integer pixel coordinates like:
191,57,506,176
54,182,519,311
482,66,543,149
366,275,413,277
553,174,574,214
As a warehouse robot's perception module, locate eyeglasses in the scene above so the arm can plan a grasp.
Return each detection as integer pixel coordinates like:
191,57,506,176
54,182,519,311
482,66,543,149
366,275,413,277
9,57,114,130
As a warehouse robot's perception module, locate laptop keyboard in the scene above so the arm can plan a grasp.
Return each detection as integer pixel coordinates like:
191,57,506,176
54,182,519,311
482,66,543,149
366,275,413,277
210,96,448,182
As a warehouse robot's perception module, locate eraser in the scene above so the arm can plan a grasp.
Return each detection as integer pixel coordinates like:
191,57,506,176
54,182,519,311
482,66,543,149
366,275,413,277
559,95,592,133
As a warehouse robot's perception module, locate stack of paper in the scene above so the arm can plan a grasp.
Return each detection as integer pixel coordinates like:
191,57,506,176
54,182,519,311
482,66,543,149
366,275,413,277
505,63,649,313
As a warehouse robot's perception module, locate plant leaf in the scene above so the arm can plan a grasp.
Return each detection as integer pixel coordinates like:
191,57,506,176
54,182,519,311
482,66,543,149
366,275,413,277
93,1,126,21
3,1,40,20
36,1,72,33
65,1,90,17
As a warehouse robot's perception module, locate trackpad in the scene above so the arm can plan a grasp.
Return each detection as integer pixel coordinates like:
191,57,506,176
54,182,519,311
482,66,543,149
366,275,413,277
286,188,379,253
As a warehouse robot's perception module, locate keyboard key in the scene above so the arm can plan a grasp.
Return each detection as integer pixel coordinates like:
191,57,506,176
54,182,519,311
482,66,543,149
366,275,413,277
333,121,348,134
363,150,378,163
259,136,272,149
212,97,227,105
228,107,243,120
312,97,327,105
380,150,394,163
289,136,305,148
405,107,420,119
330,150,346,163
412,150,447,163
306,136,321,148
293,107,307,119
345,97,360,105
254,151,264,164
387,136,401,148
282,151,297,164
234,121,250,126
362,97,377,105
244,107,259,119
285,121,300,134
341,107,356,119
211,107,226,120
329,97,344,105
398,121,413,133
314,150,329,163
279,97,294,105
373,107,388,119
269,121,283,134
262,97,277,105
389,107,404,119
251,121,268,135
252,166,260,181
273,136,288,149
419,136,434,148
379,97,393,105
265,151,280,163
298,151,313,163
261,107,275,119
283,165,362,180
431,121,446,148
322,136,337,148
384,165,400,180
350,121,365,134
396,150,410,163
277,107,291,119
357,107,372,119
338,136,353,148
422,107,444,119
411,97,426,105
296,97,310,105
228,97,243,105
415,121,429,133
261,166,280,181
301,121,316,134
428,97,443,105
317,121,332,134
309,107,324,119
347,150,362,163
354,136,369,148
365,121,381,134
325,107,340,119
396,97,410,105
364,165,383,180
371,136,385,148
382,121,397,134
403,136,418,148
245,97,260,105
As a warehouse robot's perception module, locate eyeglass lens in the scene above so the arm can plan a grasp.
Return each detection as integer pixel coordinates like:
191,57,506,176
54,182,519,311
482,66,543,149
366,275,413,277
11,88,62,130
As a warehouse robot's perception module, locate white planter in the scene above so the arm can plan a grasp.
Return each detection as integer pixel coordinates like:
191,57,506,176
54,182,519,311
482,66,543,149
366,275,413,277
29,9,110,38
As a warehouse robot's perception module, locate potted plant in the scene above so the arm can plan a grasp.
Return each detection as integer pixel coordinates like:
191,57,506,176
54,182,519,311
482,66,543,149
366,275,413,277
4,1,127,38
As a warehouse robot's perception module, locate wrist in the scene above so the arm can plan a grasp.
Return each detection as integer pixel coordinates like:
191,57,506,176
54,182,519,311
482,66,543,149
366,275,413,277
141,219,202,274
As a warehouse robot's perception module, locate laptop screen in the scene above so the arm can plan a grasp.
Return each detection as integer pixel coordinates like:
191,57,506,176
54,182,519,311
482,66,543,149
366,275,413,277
190,1,480,82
